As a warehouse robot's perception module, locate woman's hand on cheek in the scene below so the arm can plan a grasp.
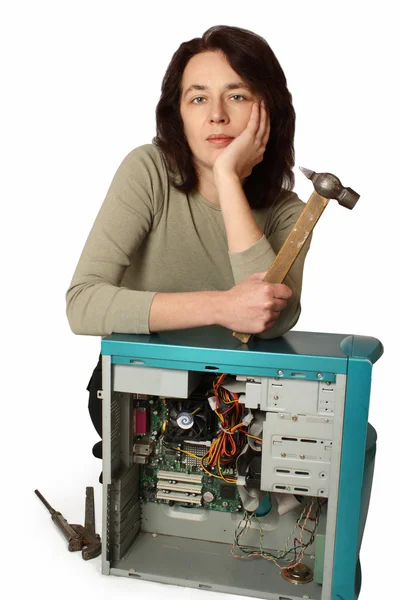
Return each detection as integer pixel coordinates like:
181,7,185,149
213,101,270,180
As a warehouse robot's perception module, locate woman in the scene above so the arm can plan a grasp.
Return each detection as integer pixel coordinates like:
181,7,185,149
66,25,312,450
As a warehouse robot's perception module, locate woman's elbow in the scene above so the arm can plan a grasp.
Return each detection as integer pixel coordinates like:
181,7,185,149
65,301,86,335
65,287,98,336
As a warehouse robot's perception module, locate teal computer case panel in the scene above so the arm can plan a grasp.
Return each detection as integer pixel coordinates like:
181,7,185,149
100,327,382,600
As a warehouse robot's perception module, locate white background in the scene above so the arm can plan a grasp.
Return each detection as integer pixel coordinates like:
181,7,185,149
1,1,398,598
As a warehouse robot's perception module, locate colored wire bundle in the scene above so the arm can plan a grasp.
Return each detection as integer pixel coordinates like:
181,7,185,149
201,373,261,482
231,497,324,571
164,373,258,483
208,374,246,462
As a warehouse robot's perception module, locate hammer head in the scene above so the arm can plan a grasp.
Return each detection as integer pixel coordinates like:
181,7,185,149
299,167,359,209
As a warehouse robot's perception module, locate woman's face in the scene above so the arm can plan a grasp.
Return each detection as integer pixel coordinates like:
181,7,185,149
180,50,259,176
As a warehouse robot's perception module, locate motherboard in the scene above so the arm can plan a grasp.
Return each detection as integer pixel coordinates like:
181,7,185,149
131,374,245,512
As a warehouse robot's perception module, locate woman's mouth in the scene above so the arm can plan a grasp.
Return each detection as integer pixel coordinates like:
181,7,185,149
207,135,234,145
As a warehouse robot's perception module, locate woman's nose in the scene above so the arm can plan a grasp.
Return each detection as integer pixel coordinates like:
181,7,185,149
209,101,229,124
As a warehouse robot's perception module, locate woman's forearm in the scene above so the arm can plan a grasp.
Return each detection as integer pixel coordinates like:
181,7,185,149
149,290,226,332
214,169,263,252
149,274,294,337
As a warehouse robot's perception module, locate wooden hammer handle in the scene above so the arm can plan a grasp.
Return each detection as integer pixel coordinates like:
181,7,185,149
233,191,329,343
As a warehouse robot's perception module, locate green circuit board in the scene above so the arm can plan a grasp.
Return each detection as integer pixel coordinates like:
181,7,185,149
133,394,242,512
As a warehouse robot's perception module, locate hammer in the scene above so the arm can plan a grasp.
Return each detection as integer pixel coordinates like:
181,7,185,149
233,168,360,343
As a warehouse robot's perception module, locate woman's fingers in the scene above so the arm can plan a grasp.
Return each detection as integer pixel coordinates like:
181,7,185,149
221,276,292,334
247,102,260,135
260,102,270,147
254,101,270,150
263,108,271,147
244,101,269,148
257,102,267,138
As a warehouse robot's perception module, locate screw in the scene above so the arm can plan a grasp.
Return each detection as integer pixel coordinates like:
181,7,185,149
300,455,305,459
326,382,331,386
325,418,329,423
281,452,287,457
152,533,158,538
274,395,279,400
317,373,323,379
292,415,298,421
280,414,285,419
278,370,284,375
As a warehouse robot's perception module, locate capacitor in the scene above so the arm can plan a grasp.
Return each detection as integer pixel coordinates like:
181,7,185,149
203,491,215,503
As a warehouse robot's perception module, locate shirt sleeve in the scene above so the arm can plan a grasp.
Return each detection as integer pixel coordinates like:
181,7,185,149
65,145,165,336
228,191,311,339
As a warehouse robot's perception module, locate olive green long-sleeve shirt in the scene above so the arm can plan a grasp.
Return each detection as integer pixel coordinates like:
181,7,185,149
66,144,311,337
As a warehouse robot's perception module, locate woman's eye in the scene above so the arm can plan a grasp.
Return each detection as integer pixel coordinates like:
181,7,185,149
192,97,206,104
230,94,246,101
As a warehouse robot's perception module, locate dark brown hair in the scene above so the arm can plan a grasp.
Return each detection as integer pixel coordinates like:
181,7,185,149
153,25,295,209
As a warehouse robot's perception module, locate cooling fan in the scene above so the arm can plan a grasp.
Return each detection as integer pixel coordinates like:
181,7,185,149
164,399,212,442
